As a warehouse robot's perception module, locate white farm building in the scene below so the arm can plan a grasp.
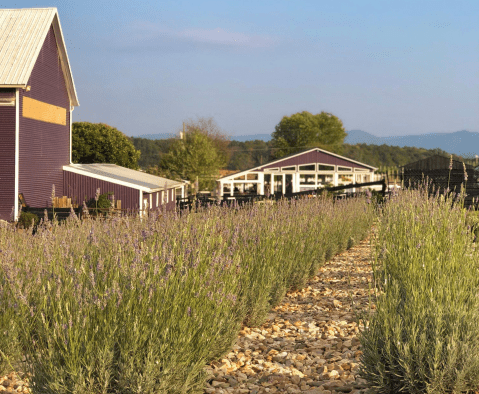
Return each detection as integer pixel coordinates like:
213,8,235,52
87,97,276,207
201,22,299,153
217,148,377,197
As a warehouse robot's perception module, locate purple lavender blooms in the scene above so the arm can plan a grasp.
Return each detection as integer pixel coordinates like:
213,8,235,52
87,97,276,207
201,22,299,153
0,193,373,393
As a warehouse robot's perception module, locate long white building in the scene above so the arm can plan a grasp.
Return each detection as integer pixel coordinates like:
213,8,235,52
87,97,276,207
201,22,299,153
217,148,377,197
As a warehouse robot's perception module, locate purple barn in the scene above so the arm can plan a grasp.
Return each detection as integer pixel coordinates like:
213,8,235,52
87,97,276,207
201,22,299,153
0,8,185,221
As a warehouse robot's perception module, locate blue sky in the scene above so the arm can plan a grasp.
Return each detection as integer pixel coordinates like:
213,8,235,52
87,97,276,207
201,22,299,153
3,0,478,138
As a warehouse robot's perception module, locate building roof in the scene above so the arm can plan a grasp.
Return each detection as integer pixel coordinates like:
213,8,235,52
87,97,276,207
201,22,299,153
218,147,377,180
63,164,186,192
0,7,79,106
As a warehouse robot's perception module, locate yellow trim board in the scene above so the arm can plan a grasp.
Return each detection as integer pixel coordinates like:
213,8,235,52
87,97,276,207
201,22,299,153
22,97,66,125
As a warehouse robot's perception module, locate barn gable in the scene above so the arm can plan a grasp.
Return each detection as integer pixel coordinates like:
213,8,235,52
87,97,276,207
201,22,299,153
0,8,79,106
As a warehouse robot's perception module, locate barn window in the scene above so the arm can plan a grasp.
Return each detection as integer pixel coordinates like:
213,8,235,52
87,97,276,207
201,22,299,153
234,175,245,180
0,97,15,106
300,174,316,185
299,164,315,171
223,184,232,194
354,168,369,172
282,166,296,171
318,174,333,184
338,166,352,172
339,174,353,183
318,164,334,171
247,173,259,180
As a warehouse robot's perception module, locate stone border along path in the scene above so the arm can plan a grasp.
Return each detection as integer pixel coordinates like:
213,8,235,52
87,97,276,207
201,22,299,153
204,237,375,394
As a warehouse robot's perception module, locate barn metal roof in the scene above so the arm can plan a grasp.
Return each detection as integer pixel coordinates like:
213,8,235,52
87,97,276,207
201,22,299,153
63,164,187,193
0,7,79,106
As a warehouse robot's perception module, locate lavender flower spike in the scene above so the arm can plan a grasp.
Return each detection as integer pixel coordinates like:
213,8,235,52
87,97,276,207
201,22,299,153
51,184,56,205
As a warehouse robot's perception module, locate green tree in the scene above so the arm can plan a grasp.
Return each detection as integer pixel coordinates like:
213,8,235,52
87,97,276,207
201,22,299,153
182,117,231,166
72,122,140,169
159,129,226,190
271,111,347,159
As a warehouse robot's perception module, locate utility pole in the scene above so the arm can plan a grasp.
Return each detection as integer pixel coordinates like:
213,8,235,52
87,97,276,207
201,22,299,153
180,122,185,139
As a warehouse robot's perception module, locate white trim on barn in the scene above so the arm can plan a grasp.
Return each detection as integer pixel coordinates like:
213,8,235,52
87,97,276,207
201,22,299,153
69,106,73,164
14,88,19,220
217,148,377,197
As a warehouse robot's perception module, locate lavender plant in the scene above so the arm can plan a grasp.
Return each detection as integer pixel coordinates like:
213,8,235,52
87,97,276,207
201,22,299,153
0,194,373,393
359,186,479,393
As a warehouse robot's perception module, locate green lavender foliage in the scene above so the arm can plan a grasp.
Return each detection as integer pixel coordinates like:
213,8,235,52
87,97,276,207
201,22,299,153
0,195,373,393
359,187,479,394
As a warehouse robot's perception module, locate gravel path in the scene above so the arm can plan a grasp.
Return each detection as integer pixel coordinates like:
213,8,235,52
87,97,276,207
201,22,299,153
203,237,374,394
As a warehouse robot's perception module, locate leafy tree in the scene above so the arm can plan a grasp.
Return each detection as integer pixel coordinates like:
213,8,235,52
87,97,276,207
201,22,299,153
227,140,273,171
182,117,231,165
130,137,176,168
271,111,347,159
72,122,140,169
158,129,226,190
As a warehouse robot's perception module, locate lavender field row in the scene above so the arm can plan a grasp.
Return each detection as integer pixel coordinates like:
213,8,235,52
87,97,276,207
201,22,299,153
0,196,373,394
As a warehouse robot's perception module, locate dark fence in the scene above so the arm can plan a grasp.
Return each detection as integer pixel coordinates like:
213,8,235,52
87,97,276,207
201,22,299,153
401,169,479,209
177,179,387,210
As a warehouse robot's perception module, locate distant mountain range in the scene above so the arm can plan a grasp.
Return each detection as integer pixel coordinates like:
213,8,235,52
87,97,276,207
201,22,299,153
134,130,479,157
345,130,479,157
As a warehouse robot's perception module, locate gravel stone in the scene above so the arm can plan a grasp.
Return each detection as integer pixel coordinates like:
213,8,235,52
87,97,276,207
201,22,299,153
204,238,374,393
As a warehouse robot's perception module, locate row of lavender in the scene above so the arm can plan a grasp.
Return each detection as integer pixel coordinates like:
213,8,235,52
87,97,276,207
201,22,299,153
359,187,479,393
0,196,373,394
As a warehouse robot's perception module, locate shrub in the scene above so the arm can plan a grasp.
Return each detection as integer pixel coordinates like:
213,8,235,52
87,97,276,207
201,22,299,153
86,191,114,216
17,211,39,229
359,187,479,393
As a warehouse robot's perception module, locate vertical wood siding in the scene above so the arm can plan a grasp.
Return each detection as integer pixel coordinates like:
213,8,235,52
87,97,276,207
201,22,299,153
260,150,371,171
142,189,176,212
63,171,140,211
18,26,70,208
0,89,16,220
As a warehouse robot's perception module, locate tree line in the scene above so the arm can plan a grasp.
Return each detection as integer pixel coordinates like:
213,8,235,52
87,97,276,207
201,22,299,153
130,137,471,172
72,114,477,192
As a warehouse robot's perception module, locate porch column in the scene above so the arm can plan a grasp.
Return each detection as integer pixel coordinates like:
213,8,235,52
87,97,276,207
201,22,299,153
258,173,264,195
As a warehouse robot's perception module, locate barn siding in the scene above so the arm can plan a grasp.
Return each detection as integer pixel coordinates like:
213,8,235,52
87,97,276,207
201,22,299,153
260,150,370,171
0,89,16,221
63,171,140,211
18,26,71,208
